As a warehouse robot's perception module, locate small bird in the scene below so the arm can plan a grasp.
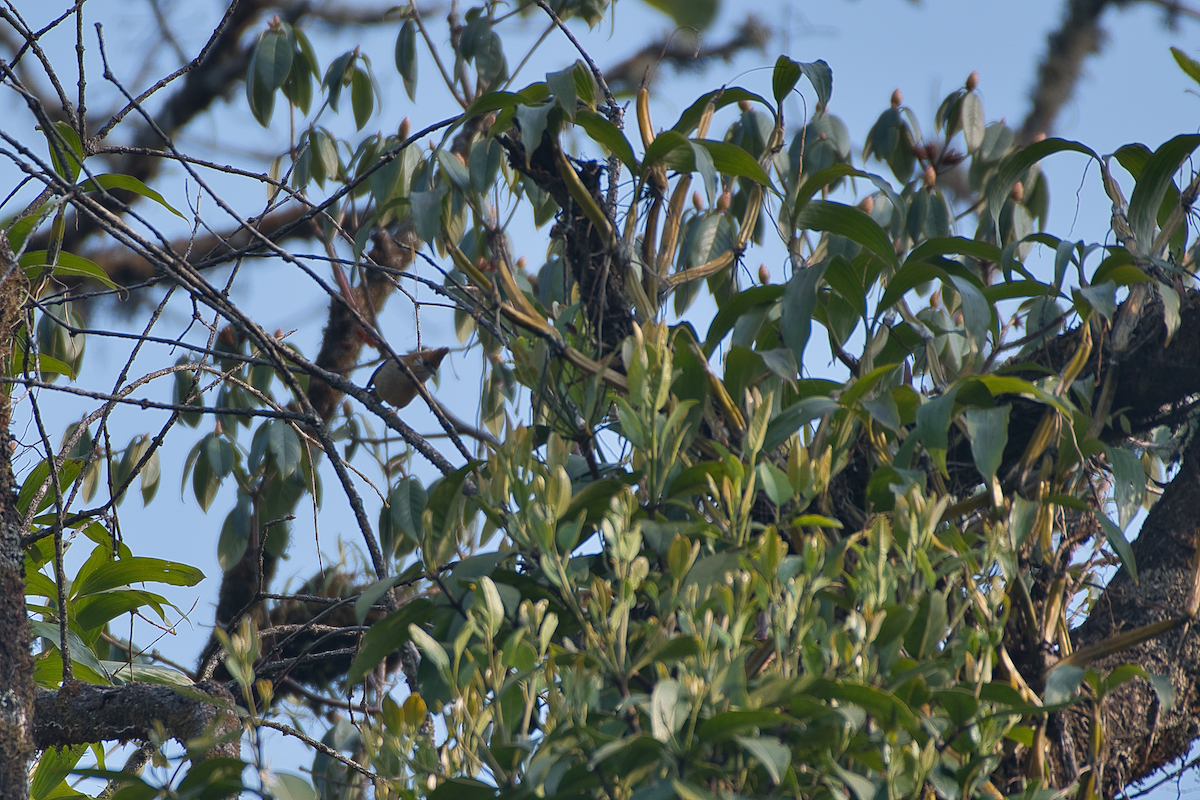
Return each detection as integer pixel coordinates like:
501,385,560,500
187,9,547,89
370,347,450,409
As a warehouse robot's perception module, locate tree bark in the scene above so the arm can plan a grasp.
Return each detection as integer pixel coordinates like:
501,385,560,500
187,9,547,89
0,236,34,800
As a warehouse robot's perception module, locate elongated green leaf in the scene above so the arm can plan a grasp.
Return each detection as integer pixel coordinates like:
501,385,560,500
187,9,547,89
949,274,991,347
643,130,690,172
395,20,418,100
963,405,1010,481
671,87,771,135
781,261,829,369
409,622,450,672
987,138,1100,224
1172,46,1200,85
702,285,784,356
20,249,122,290
77,172,185,219
906,236,1003,266
346,599,431,684
798,59,833,109
694,139,771,186
735,735,789,784
796,200,898,269
45,121,83,183
72,557,204,598
1097,512,1138,583
350,66,374,130
772,56,802,104
1106,444,1145,529
255,28,293,91
1127,134,1200,254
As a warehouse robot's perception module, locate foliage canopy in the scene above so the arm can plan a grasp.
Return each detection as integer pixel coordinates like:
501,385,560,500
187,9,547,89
4,3,1200,800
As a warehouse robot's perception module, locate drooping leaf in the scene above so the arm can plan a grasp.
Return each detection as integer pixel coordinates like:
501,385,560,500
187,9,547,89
781,262,830,369
395,20,418,100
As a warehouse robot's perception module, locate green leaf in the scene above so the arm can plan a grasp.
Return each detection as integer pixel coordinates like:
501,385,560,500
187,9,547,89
987,138,1100,226
45,121,83,183
643,130,690,172
772,56,802,104
77,173,185,218
949,274,992,347
798,59,833,109
702,285,784,356
74,589,169,632
546,64,579,121
1097,512,1138,584
693,139,771,186
31,744,87,799
350,66,374,130
395,20,418,100
961,91,984,152
354,575,402,625
734,735,790,784
323,51,355,112
757,462,793,506
389,476,427,545
1171,46,1200,86
963,405,1009,481
1127,134,1200,254
269,773,318,800
642,0,716,29
255,27,293,91
671,88,771,136
267,420,302,478
72,557,204,599
20,249,121,290
346,598,432,684
409,622,450,673
1106,444,1145,529
17,458,82,516
781,261,829,369
914,386,961,475
696,710,791,742
217,494,252,571
796,201,898,269
1044,663,1085,705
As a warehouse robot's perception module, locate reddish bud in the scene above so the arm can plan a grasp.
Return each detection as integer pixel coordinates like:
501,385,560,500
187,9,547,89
398,117,411,140
857,195,875,215
692,191,703,211
965,71,979,92
758,264,770,285
890,88,903,108
1031,132,1047,143
923,165,937,190
516,256,527,270
1010,181,1024,202
716,189,732,213
738,100,753,113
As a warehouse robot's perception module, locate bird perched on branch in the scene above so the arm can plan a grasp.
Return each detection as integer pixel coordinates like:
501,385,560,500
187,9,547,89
370,347,450,409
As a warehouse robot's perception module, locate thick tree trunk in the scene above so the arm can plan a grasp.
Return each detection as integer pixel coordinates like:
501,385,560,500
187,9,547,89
0,238,33,799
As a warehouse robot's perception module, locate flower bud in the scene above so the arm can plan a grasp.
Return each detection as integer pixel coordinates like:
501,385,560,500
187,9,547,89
923,165,937,190
716,188,732,213
692,191,703,211
965,71,979,92
857,194,875,215
1010,181,1024,202
398,117,411,140
738,100,753,113
758,264,770,285
890,88,903,108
